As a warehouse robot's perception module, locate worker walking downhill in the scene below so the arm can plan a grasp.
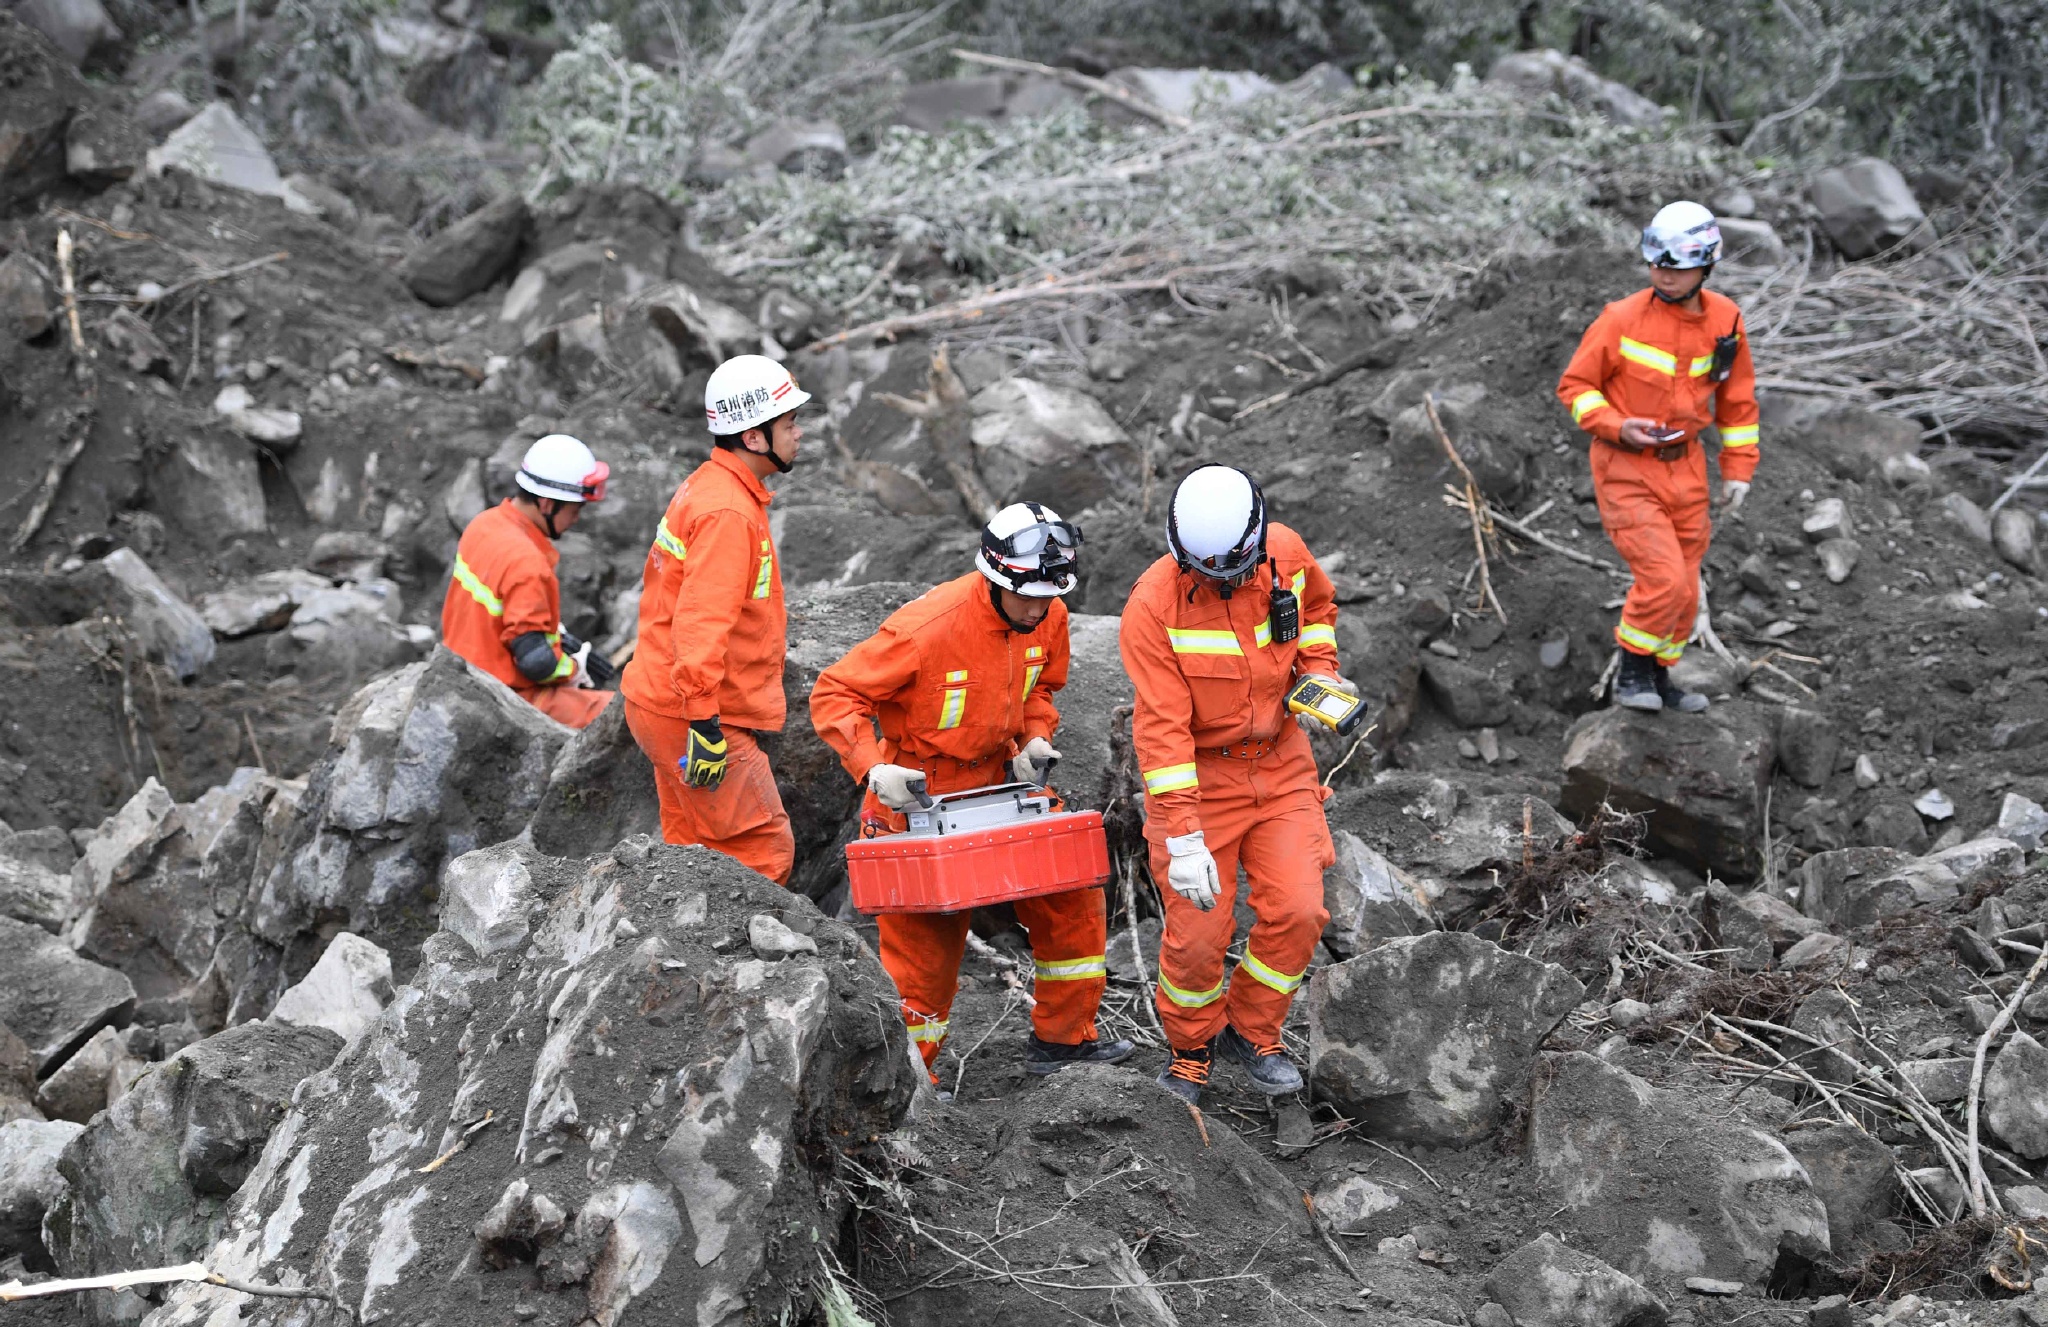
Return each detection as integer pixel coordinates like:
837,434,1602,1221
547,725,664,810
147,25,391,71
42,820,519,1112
1557,200,1761,713
811,504,1134,1086
440,434,616,729
1121,465,1353,1105
621,355,808,885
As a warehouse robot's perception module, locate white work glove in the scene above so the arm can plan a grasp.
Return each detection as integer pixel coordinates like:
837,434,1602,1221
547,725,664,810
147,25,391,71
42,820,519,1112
1164,830,1220,912
568,641,596,689
1296,672,1360,733
867,763,928,811
1720,480,1750,514
1009,736,1060,784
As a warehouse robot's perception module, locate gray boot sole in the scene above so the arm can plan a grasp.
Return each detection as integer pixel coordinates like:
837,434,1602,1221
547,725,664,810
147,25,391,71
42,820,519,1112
1613,691,1664,712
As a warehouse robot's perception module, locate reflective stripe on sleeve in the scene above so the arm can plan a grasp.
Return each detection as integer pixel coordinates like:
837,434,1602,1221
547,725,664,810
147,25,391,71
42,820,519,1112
653,517,687,561
1721,423,1760,448
1571,390,1610,424
1618,337,1677,375
450,557,503,616
1034,955,1106,983
1238,950,1306,995
1143,763,1199,795
1299,622,1337,649
751,540,774,599
1166,627,1243,656
1022,663,1044,701
1158,973,1226,1008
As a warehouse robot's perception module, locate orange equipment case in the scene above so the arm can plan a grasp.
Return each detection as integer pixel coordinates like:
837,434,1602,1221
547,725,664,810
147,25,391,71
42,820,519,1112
845,783,1110,915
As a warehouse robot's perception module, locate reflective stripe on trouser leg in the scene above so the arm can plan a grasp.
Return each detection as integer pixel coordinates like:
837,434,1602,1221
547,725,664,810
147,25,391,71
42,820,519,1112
1017,886,1109,1045
1151,825,1241,1050
1220,792,1332,1048
876,910,973,1071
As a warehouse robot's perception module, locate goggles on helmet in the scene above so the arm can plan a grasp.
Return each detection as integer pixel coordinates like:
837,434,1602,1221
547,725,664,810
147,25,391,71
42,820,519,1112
1641,230,1720,270
520,462,610,503
981,516,1081,589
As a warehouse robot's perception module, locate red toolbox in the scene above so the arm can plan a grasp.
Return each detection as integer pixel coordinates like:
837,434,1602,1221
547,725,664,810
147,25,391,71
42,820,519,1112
846,782,1110,914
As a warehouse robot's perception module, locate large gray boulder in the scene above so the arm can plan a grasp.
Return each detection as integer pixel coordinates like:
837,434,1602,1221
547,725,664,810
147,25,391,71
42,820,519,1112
1485,1233,1668,1327
246,648,570,997
0,1117,83,1268
400,193,530,306
0,822,83,931
0,914,134,1074
1321,830,1439,959
45,1022,342,1318
1529,1053,1830,1286
1308,931,1583,1145
1796,838,2021,930
1561,703,1776,880
142,844,917,1327
1783,1123,1899,1257
1810,159,1930,259
13,0,118,67
98,548,216,681
1486,49,1667,127
1325,776,1574,919
145,102,283,197
968,377,1141,513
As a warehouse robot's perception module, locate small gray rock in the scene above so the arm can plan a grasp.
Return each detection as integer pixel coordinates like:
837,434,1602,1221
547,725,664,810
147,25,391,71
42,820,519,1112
749,913,818,960
1815,538,1860,584
1484,1232,1669,1327
1313,1173,1402,1233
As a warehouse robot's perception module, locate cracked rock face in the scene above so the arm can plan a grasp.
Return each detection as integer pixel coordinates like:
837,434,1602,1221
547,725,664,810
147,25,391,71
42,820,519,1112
144,840,916,1327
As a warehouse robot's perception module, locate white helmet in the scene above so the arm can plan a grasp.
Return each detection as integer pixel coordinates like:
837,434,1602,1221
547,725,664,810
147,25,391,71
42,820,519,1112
704,354,811,436
977,502,1081,598
516,434,608,503
1641,200,1721,269
1168,465,1266,584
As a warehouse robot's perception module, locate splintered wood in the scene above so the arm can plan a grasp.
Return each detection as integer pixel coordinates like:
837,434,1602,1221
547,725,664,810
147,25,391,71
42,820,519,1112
1423,394,1506,624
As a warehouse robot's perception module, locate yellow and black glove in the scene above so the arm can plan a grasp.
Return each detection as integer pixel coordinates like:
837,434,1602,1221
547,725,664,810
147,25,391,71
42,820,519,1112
682,717,729,789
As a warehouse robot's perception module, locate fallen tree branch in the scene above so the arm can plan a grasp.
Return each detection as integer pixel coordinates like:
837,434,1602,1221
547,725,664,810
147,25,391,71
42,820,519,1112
949,48,1191,130
877,344,998,519
1231,337,1400,421
1968,947,2048,1217
1424,394,1505,623
14,230,96,553
0,1263,331,1305
1988,446,2048,516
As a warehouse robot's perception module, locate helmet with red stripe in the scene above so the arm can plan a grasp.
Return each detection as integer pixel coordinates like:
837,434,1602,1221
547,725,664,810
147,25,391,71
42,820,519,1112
704,355,812,436
516,434,608,503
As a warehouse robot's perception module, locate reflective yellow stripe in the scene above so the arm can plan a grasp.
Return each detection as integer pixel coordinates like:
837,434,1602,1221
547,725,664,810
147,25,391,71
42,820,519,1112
1721,424,1759,448
751,540,773,599
1253,619,1272,648
1299,623,1337,649
1022,663,1044,701
1158,973,1225,1008
907,1018,950,1044
1571,390,1609,424
547,650,574,681
1656,639,1686,663
937,688,966,730
1615,621,1668,655
1238,950,1305,995
946,669,968,682
1619,337,1677,375
1034,955,1106,982
1166,628,1242,656
1688,354,1715,378
1291,570,1306,596
653,517,687,561
450,557,504,616
1143,763,1199,795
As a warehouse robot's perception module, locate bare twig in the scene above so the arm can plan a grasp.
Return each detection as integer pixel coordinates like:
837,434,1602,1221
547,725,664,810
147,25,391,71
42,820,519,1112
1231,337,1400,421
417,1109,495,1174
1424,394,1506,623
1988,447,2048,516
948,48,1192,129
14,230,96,552
1968,948,2048,1217
878,345,998,519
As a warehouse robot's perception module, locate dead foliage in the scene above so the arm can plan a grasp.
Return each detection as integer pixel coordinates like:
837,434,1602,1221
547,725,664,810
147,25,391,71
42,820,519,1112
1842,1218,2048,1301
1481,801,1645,944
1673,968,1827,1027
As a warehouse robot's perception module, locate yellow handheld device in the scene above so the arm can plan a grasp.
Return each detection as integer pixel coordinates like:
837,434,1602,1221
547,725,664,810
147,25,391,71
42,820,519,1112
1286,676,1366,736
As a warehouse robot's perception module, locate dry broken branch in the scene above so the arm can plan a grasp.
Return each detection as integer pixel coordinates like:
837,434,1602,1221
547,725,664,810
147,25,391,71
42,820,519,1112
14,230,97,553
877,345,999,520
1424,394,1505,624
948,48,1192,130
1968,947,2048,1217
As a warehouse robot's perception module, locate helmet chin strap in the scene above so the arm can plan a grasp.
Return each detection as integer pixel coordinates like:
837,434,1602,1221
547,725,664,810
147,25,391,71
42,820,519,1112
749,424,795,473
539,498,564,540
1653,266,1712,304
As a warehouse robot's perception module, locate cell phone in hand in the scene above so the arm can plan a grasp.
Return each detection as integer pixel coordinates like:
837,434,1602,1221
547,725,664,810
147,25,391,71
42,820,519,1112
1648,426,1685,442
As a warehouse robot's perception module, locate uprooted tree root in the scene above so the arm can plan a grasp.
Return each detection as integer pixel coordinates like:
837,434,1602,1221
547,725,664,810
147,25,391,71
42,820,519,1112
1660,968,1829,1029
1846,1219,2048,1301
1481,800,1648,944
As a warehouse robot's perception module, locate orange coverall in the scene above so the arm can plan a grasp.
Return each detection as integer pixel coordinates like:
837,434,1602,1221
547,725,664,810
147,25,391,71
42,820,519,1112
1119,522,1340,1051
440,499,613,729
810,573,1107,1071
620,447,793,884
1556,287,1760,663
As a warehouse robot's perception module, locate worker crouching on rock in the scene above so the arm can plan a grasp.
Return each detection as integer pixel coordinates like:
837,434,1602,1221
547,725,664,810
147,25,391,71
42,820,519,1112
440,433,616,729
1121,465,1351,1106
811,503,1134,1087
1557,200,1762,713
620,355,807,885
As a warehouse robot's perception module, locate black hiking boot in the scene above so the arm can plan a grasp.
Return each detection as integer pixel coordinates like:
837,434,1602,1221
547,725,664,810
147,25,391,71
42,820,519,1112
1654,661,1710,713
1612,650,1664,712
1025,1034,1136,1077
1217,1025,1305,1096
1156,1042,1213,1105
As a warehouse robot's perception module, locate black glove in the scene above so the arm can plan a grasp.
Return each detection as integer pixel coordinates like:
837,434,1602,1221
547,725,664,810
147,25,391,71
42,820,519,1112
683,717,728,789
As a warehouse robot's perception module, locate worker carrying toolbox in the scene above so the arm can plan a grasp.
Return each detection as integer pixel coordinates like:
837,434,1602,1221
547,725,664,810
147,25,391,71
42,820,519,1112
1556,199,1762,714
1119,464,1357,1107
621,354,809,885
812,502,1132,1091
440,433,616,730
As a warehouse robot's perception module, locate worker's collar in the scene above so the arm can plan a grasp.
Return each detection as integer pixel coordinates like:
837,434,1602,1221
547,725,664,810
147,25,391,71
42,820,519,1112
969,578,1017,633
708,445,776,506
1644,285,1709,319
498,498,561,564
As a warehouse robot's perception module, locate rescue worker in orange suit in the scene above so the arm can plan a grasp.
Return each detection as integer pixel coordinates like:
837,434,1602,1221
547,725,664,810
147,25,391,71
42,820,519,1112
1557,200,1760,713
620,354,808,885
811,503,1135,1085
440,434,616,729
1121,465,1353,1105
